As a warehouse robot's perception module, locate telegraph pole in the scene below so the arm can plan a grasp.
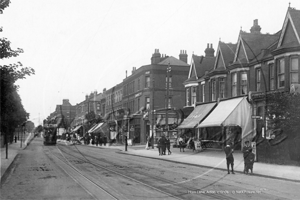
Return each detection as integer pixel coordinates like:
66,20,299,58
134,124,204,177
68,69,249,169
151,76,155,149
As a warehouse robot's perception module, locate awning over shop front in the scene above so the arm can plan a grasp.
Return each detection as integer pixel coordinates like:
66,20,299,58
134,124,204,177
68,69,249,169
90,123,104,133
72,125,82,132
87,123,99,134
197,97,255,141
177,102,216,129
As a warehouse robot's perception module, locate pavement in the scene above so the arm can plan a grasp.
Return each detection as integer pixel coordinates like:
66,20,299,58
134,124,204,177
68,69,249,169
1,133,34,183
1,137,300,184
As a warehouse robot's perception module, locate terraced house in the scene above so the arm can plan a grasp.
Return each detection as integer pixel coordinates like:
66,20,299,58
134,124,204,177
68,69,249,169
181,6,300,161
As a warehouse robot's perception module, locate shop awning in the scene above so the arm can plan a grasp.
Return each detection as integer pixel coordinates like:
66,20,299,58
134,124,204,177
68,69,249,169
177,102,216,129
89,123,104,133
197,97,255,141
87,123,98,134
72,125,82,132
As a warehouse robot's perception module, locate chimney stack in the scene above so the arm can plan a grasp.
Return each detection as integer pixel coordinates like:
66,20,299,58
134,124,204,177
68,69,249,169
250,19,261,34
179,50,188,63
151,49,161,64
204,43,215,57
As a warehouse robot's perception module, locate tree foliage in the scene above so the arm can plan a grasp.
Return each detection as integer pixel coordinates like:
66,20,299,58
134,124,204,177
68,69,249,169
1,0,35,139
266,92,300,137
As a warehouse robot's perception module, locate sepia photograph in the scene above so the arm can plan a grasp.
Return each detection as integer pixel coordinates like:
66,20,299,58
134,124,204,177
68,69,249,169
1,0,300,199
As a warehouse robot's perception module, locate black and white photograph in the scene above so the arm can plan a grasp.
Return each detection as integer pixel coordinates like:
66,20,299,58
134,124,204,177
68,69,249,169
1,0,300,199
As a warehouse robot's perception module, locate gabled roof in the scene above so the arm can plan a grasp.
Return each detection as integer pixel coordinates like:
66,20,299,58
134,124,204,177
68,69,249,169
234,31,279,63
158,56,189,66
277,7,300,48
214,41,236,70
193,55,216,79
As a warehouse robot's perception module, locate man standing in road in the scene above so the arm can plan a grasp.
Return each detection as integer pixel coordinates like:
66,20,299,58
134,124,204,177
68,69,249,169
224,142,235,174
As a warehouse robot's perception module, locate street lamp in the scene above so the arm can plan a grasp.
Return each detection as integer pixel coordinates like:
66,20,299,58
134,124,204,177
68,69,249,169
165,64,171,136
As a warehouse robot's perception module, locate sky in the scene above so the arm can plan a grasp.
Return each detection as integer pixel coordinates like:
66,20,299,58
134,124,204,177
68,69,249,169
1,0,300,126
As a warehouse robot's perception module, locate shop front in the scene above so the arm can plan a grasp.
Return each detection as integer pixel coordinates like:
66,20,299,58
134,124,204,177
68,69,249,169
197,97,255,150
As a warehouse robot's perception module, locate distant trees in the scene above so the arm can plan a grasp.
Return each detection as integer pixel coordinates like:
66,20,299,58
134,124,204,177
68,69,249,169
1,0,35,141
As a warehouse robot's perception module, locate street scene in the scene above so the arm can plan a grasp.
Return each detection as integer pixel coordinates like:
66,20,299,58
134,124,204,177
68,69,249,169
1,137,300,199
1,0,300,199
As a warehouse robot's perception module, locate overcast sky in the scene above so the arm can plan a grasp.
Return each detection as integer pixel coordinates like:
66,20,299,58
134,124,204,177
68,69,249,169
1,0,300,126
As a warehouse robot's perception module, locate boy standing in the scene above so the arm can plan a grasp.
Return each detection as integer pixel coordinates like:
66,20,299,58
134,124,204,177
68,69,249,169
224,142,235,174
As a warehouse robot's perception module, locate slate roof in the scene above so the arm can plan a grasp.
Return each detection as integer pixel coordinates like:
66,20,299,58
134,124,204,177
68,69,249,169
240,31,279,62
289,8,300,41
219,42,236,67
158,56,189,66
193,54,216,78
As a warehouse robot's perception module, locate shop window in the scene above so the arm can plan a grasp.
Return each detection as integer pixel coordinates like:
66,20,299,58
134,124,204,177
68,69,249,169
290,56,299,84
241,72,248,94
256,69,261,92
211,79,216,101
219,78,225,99
232,73,237,97
277,58,285,88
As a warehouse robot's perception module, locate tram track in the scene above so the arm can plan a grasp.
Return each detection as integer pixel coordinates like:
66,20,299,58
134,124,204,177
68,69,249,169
56,143,236,200
52,144,186,200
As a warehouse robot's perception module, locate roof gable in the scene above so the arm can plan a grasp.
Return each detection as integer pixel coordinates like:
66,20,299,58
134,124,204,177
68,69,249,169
278,8,300,48
188,55,199,80
234,37,248,63
215,50,225,70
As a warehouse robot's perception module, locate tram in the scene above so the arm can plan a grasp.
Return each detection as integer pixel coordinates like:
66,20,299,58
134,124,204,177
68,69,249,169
43,124,58,145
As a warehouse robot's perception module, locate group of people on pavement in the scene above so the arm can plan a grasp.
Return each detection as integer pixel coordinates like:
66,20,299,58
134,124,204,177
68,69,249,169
178,135,196,152
224,140,255,175
156,135,172,156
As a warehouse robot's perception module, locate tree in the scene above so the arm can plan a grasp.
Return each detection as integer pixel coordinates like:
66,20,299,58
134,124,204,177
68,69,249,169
266,92,300,139
1,0,35,142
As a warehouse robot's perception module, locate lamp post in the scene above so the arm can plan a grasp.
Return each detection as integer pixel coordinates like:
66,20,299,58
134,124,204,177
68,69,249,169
165,64,171,136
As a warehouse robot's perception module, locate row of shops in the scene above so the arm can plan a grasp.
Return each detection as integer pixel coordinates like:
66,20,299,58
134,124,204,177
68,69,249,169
67,96,255,150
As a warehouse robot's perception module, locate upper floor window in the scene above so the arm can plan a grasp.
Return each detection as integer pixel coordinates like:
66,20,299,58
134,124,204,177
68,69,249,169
269,63,275,90
167,97,172,108
138,79,140,91
146,97,150,110
277,58,285,88
232,73,237,97
256,69,261,92
219,78,225,99
186,88,190,106
191,87,197,105
165,76,172,88
241,72,248,95
202,84,205,102
290,57,299,84
145,76,150,88
211,79,216,101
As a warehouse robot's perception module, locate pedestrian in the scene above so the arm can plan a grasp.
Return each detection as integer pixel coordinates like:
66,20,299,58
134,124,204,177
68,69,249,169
245,148,255,174
190,137,195,152
166,136,172,155
224,142,235,174
178,136,185,152
157,137,162,156
103,136,107,146
161,135,167,155
242,140,252,173
95,136,99,146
